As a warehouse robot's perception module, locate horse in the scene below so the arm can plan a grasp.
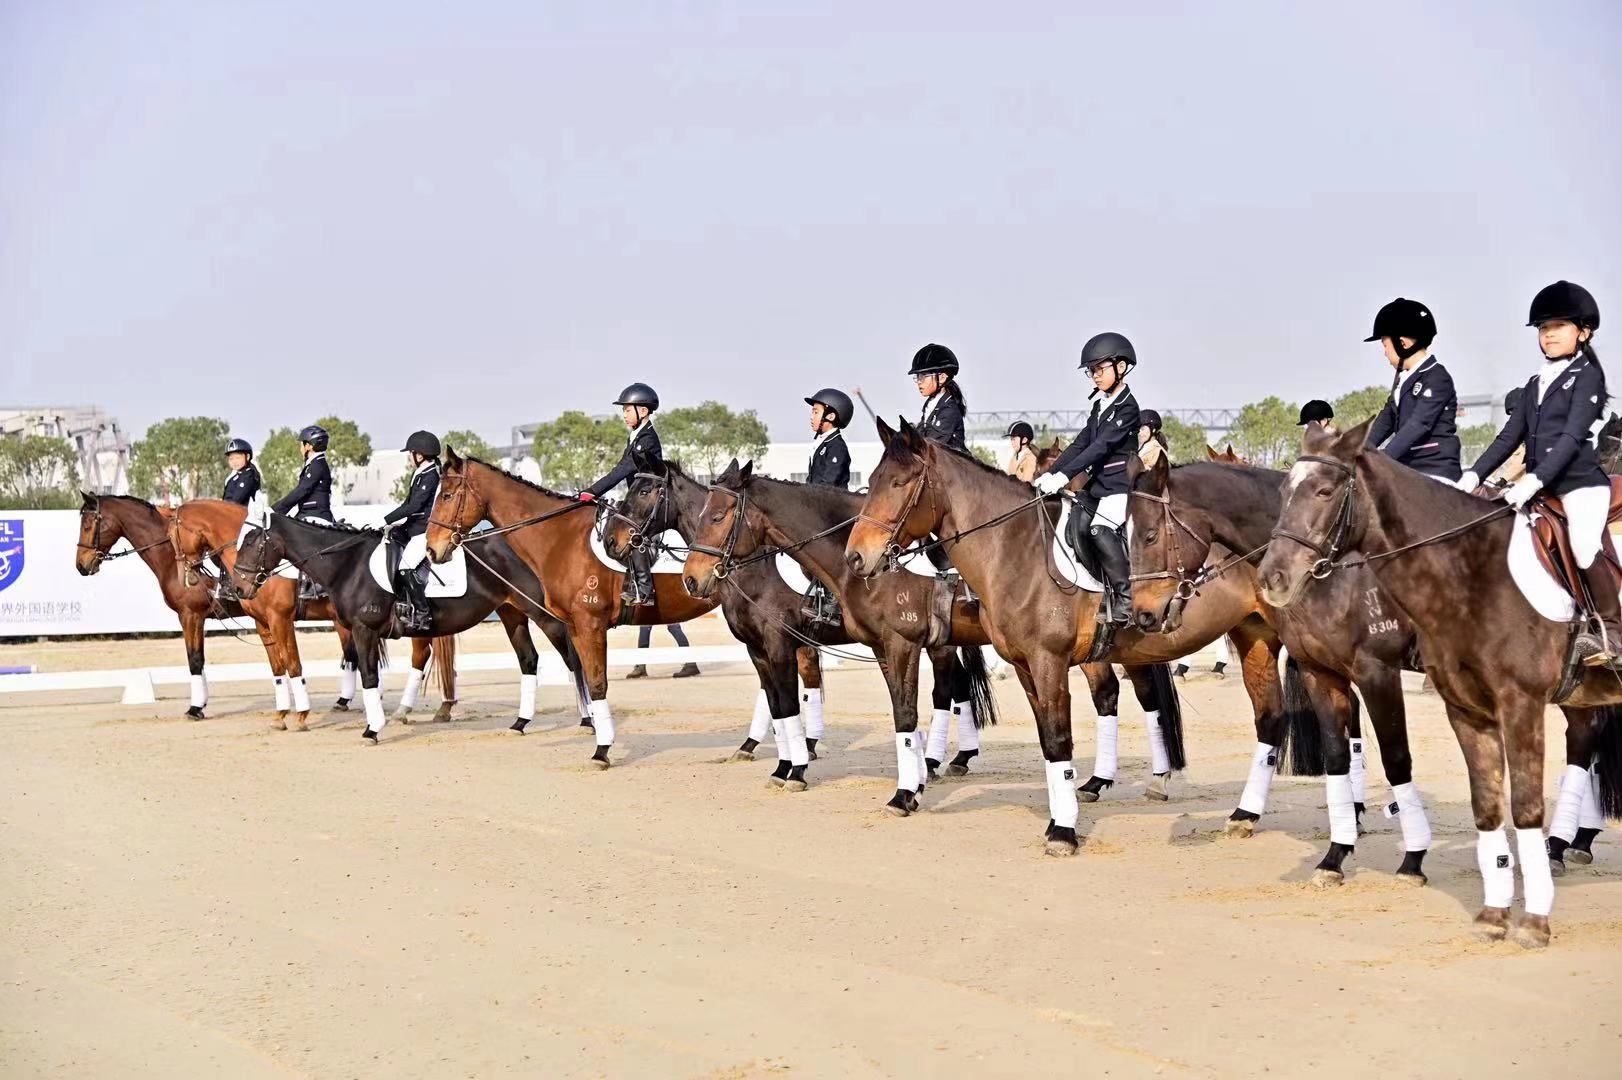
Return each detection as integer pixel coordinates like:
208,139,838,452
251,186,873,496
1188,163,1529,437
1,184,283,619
1129,455,1442,884
616,461,994,791
1207,445,1247,465
231,510,589,743
845,418,1294,855
425,451,716,767
1257,418,1622,947
73,492,352,724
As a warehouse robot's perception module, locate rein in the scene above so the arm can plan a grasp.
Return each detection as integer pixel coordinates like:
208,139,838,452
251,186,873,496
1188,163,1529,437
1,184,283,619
858,455,1047,573
77,506,172,564
690,484,859,579
1128,489,1271,598
428,468,595,552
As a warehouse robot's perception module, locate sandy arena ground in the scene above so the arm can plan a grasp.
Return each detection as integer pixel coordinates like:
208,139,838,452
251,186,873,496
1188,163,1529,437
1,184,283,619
3,620,1620,1078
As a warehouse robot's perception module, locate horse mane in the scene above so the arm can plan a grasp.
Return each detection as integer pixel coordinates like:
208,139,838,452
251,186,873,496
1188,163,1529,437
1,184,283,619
929,442,1043,499
463,455,576,501
282,515,380,537
102,493,163,514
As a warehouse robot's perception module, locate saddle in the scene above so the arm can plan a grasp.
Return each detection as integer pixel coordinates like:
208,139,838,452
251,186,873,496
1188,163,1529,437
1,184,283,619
926,573,976,647
1526,476,1622,605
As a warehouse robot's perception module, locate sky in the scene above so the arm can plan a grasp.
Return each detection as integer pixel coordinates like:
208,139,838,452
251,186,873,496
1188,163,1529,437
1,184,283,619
4,2,1620,453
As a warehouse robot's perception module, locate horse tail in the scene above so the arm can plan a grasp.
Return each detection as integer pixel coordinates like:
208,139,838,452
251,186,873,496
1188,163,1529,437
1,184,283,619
427,634,457,700
1595,704,1622,821
1148,662,1186,770
1278,655,1327,777
954,645,998,729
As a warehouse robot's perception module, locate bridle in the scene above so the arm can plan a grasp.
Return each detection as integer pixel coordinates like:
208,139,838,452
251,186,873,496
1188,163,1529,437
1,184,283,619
601,472,672,555
430,469,476,550
1269,454,1359,582
168,513,235,588
687,485,755,581
1127,490,1206,603
76,502,172,571
854,458,934,574
232,523,283,595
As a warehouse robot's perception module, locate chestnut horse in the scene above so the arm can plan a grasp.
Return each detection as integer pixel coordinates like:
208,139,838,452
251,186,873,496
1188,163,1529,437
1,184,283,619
73,492,351,724
1258,418,1622,947
426,451,715,767
846,418,1291,855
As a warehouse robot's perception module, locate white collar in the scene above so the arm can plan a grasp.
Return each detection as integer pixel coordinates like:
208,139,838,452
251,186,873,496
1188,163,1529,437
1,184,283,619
411,458,438,478
628,417,654,442
811,427,840,451
1538,355,1578,400
922,387,946,421
306,451,326,463
1392,355,1430,399
1098,382,1129,411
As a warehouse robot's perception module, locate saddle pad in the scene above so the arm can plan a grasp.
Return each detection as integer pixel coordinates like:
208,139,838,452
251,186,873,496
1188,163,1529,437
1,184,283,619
588,527,688,576
368,536,469,598
1507,514,1622,622
775,553,814,593
234,518,300,579
1052,501,1106,592
892,543,952,578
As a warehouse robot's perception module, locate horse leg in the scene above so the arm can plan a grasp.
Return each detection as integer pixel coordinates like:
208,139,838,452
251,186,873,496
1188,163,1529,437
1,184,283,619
762,647,809,791
430,635,458,722
1569,708,1614,862
1225,620,1287,836
946,647,985,776
396,638,430,723
1440,701,1513,940
1076,663,1120,802
357,626,389,744
335,627,358,711
1123,664,1178,802
879,637,924,816
1504,693,1553,948
798,645,824,759
182,611,208,719
923,647,956,780
1346,686,1368,822
1359,661,1428,884
1033,655,1080,856
1295,663,1359,885
576,627,616,768
253,616,289,730
496,607,542,733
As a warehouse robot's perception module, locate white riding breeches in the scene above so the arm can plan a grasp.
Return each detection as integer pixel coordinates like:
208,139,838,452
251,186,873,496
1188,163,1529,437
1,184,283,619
1562,484,1611,569
1093,493,1129,530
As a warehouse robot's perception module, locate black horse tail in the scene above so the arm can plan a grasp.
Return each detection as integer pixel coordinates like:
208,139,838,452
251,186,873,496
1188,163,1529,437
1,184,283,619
953,645,999,729
1278,655,1327,776
1148,662,1186,770
426,634,457,700
1595,704,1622,821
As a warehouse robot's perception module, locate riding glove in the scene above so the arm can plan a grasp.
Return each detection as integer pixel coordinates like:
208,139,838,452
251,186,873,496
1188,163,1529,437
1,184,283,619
1453,470,1480,494
1034,472,1070,495
1503,474,1543,510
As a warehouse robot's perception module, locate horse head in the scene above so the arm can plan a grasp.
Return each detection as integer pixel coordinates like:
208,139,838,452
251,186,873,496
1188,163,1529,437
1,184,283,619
1258,418,1373,609
427,447,489,564
845,417,944,579
74,490,112,576
1126,454,1212,634
230,516,287,600
604,469,671,563
682,459,762,599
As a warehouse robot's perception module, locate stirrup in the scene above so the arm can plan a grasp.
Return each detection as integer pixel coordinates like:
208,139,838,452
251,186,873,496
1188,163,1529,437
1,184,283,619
1576,629,1622,669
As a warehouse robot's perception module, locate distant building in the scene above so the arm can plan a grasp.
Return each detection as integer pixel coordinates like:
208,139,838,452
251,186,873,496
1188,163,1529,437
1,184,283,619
0,405,132,494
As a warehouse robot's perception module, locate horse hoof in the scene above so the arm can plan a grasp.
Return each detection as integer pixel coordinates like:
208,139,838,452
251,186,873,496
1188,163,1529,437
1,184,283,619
271,718,287,731
394,713,412,726
591,756,611,770
1511,915,1551,949
1311,868,1344,889
1044,837,1079,858
767,775,786,788
1569,849,1594,866
808,747,820,761
433,707,454,723
1077,789,1100,803
1550,857,1567,878
509,718,529,734
885,803,910,818
1473,907,1511,940
783,778,809,793
361,729,378,745
1145,776,1170,802
946,763,970,777
1225,817,1255,839
1394,870,1428,888
332,697,351,711
185,706,205,720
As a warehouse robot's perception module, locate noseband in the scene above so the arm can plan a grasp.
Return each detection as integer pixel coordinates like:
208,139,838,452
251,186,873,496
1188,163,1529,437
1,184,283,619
1269,455,1357,580
687,486,752,580
1127,490,1205,602
602,472,671,553
855,461,934,573
429,471,475,550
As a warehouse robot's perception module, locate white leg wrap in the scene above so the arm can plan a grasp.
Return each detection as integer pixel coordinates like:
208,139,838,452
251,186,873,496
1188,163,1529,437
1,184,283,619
896,732,920,792
190,673,208,708
589,699,615,747
339,661,357,699
954,701,979,751
784,713,809,767
913,730,928,790
518,673,537,721
926,708,952,762
273,676,291,712
1550,764,1589,844
1389,781,1431,852
1046,760,1079,829
1237,742,1278,815
1092,715,1119,781
574,673,591,720
770,713,790,762
1145,709,1171,775
363,686,386,733
801,687,824,739
1349,739,1367,804
1326,773,1358,846
1517,827,1555,917
1212,635,1231,665
289,676,310,713
1579,766,1605,830
1477,828,1514,909
400,668,426,710
748,690,772,743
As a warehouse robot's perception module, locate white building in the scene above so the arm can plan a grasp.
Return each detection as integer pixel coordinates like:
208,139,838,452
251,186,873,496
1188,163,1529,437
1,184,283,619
0,405,132,494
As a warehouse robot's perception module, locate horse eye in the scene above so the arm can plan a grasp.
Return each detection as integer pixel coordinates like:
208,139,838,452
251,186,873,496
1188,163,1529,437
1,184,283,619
1314,488,1333,499
1144,530,1158,544
710,512,724,524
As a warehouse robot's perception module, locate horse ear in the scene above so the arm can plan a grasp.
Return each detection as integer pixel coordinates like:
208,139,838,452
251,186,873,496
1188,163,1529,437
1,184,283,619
1205,445,1220,461
1332,416,1375,460
80,489,96,507
875,415,896,447
897,417,924,452
739,460,754,483
445,444,462,466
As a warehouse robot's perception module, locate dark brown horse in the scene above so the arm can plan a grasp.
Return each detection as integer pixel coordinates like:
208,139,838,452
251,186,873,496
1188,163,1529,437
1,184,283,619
1258,419,1622,947
74,493,352,724
426,451,715,767
1129,456,1439,884
845,418,1292,855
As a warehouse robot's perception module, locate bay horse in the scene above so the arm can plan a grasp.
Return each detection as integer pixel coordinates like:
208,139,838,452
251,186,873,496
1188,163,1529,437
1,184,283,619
1129,456,1441,884
611,462,991,790
845,418,1291,855
73,492,350,724
425,451,716,767
1258,418,1622,947
231,511,589,743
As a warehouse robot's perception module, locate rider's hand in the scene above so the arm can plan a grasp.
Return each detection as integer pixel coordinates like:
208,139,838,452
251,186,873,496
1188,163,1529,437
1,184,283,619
1503,475,1543,510
1034,471,1070,495
1453,470,1480,494
576,492,597,502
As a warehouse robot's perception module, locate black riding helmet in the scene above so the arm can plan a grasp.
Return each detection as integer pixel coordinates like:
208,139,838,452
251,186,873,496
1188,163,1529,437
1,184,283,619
1504,386,1524,416
909,343,959,377
1527,280,1600,331
1078,332,1136,373
298,424,329,451
804,388,854,429
614,383,660,410
1297,399,1334,426
1365,298,1437,358
1005,420,1035,441
1139,409,1163,432
401,430,441,458
225,437,254,457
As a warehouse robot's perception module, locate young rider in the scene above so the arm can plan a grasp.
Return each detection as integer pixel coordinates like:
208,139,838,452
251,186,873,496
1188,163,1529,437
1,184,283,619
579,383,663,607
272,425,334,524
1297,400,1334,428
1006,421,1038,482
1035,332,1142,625
798,387,854,626
911,344,968,574
1461,280,1615,666
221,438,261,506
384,430,442,633
1364,298,1462,481
1137,409,1167,469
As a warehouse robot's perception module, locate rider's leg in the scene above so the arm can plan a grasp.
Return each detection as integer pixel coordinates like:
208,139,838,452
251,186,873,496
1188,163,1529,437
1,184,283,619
1568,485,1619,662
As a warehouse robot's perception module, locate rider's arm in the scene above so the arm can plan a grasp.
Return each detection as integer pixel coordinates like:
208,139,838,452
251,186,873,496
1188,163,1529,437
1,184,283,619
1469,402,1529,480
1365,398,1397,449
1531,364,1607,485
1055,398,1139,480
272,467,314,514
240,468,261,501
383,474,433,525
1380,367,1454,461
586,445,637,498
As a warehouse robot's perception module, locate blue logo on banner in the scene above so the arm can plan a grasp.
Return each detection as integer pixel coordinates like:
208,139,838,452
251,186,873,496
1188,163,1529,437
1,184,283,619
0,519,24,593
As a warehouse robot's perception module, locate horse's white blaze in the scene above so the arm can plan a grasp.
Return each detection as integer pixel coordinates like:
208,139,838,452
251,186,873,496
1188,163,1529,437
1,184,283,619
1284,461,1313,495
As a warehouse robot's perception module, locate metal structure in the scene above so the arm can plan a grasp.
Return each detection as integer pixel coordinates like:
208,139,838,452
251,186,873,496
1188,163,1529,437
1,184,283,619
0,405,132,494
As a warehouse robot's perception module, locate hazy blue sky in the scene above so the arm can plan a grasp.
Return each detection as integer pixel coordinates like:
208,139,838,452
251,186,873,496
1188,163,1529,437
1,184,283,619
4,2,1619,450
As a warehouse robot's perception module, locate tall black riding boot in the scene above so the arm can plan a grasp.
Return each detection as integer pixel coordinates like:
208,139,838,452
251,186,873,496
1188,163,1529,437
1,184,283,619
395,563,433,634
1090,524,1133,626
1578,565,1622,669
622,549,655,607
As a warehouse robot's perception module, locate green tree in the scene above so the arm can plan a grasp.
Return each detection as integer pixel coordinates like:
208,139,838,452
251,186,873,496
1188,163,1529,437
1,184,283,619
128,416,230,503
661,401,770,478
0,435,81,509
970,444,1000,469
1227,397,1301,468
259,427,303,501
531,411,626,490
1332,385,1390,427
313,416,372,472
1459,422,1498,464
1161,414,1207,464
392,429,493,501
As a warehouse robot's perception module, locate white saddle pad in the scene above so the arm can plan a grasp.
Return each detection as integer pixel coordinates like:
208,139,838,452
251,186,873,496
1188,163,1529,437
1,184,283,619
369,535,469,598
1051,501,1106,592
235,518,300,579
1506,513,1622,622
775,553,814,593
588,526,688,575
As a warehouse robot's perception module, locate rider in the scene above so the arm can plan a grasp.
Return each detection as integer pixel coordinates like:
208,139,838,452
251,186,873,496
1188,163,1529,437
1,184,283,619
272,425,335,524
1137,409,1167,469
1298,400,1334,427
1364,298,1462,481
1006,421,1038,482
912,343,969,575
1035,332,1142,626
221,438,261,506
1459,280,1616,666
801,388,854,625
580,383,663,607
384,430,442,633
